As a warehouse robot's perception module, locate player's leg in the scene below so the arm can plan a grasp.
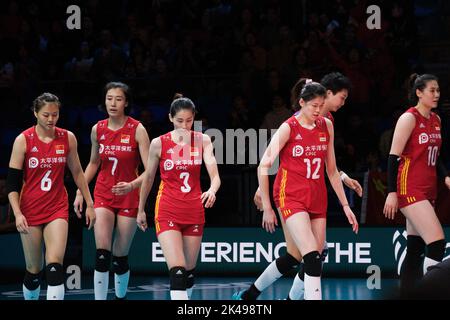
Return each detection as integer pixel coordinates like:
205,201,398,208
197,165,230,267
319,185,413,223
111,213,137,299
43,218,68,300
182,228,203,299
93,207,115,300
20,226,44,300
288,217,326,300
158,229,188,300
401,200,445,274
285,212,322,300
233,211,301,300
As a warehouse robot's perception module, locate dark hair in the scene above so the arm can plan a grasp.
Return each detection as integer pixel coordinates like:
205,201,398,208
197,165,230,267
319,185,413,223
102,81,131,114
32,93,61,113
170,93,196,117
290,78,327,111
408,73,439,104
320,72,351,94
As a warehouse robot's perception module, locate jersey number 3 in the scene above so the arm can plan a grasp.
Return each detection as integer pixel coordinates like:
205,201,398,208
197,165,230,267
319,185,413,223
180,172,191,193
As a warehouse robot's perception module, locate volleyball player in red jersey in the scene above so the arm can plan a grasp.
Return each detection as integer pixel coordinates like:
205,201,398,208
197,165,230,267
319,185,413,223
7,93,96,300
73,82,150,300
383,74,449,295
137,94,220,300
236,73,362,300
247,80,358,300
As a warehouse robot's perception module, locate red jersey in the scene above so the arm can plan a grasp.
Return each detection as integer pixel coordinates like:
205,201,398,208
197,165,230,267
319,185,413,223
20,126,69,226
397,108,442,208
325,112,334,124
155,131,204,226
273,116,330,219
94,117,141,209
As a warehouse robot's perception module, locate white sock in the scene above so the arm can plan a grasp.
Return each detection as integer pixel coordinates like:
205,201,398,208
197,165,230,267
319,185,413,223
187,287,193,299
304,274,321,300
170,290,189,300
46,284,65,300
94,270,109,300
423,257,440,275
254,259,283,291
114,271,130,299
23,285,40,300
288,273,305,300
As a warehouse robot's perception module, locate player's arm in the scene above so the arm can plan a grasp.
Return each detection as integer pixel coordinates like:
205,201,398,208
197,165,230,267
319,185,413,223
324,118,358,234
434,115,450,189
258,123,290,233
67,131,96,229
112,123,150,195
383,113,415,219
74,125,101,205
201,134,220,208
137,137,161,232
6,134,27,233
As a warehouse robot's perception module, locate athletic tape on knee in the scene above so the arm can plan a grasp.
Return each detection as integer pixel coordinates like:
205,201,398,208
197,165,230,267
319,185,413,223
112,255,129,275
95,249,111,272
169,267,187,291
45,263,64,286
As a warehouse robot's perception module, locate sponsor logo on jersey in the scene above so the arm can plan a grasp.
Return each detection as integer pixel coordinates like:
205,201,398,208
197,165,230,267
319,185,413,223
419,133,429,144
100,134,106,141
319,132,327,142
99,143,105,154
55,145,65,155
120,134,130,144
295,134,302,140
167,148,174,154
28,157,39,169
164,159,174,171
31,146,38,153
419,123,426,128
292,145,304,157
190,147,199,157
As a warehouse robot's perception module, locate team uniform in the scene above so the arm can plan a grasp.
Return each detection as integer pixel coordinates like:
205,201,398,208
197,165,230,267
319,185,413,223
20,126,69,226
273,116,330,221
155,131,204,236
397,108,442,208
94,117,141,217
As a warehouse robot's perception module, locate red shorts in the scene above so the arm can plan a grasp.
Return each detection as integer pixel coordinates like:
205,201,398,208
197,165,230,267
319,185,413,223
94,202,138,218
155,219,204,237
398,193,435,209
278,207,326,221
26,209,68,226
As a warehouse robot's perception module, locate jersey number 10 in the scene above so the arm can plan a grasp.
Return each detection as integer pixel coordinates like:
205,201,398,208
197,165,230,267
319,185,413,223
428,146,438,166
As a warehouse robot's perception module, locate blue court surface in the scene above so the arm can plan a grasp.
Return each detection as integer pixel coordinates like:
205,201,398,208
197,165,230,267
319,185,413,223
0,276,399,300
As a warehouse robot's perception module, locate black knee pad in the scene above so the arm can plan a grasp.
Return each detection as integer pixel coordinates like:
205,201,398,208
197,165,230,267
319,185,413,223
426,239,446,262
275,253,300,275
45,263,64,286
186,269,195,289
169,266,187,291
303,251,322,277
112,255,129,275
95,249,111,272
23,270,43,290
297,263,305,281
320,244,329,262
407,235,426,257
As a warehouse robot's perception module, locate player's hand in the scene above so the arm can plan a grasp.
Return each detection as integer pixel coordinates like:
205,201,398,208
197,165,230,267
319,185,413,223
343,176,363,197
343,205,359,234
383,192,398,220
112,181,133,196
201,189,216,208
445,176,450,190
253,188,263,211
136,211,148,232
85,206,96,230
73,192,84,218
262,207,278,234
15,213,29,234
